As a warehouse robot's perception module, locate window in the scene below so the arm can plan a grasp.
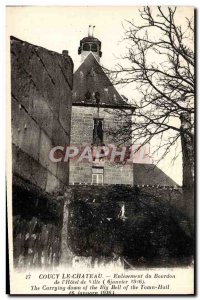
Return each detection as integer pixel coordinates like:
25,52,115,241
92,167,104,185
82,43,98,52
93,118,104,145
91,43,97,52
85,91,91,101
83,43,90,51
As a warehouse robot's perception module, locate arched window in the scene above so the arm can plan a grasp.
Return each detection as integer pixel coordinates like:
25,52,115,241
83,43,90,51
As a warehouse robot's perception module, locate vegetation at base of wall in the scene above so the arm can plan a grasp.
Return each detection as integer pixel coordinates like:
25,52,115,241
67,190,193,267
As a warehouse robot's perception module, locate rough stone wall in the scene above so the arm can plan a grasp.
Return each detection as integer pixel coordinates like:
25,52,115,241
10,36,73,267
12,177,64,268
69,106,133,185
11,36,73,191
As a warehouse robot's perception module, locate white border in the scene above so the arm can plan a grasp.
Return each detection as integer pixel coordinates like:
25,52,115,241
1,1,199,299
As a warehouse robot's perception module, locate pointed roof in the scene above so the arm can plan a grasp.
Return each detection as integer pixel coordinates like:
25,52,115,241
72,53,131,108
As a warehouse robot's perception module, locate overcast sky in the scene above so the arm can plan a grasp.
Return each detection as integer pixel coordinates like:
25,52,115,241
6,6,194,184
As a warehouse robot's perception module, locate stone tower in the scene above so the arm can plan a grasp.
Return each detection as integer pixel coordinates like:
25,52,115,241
70,33,134,185
69,32,178,187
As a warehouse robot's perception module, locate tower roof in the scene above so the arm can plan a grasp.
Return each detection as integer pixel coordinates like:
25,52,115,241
72,53,131,108
80,36,101,44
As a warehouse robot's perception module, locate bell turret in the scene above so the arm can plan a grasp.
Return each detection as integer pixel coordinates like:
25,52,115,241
78,25,102,62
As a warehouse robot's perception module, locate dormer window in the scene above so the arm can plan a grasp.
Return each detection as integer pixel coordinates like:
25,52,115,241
95,91,100,105
85,91,91,101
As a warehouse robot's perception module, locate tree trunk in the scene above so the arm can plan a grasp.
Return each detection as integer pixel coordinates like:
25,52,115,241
60,187,74,266
180,113,194,223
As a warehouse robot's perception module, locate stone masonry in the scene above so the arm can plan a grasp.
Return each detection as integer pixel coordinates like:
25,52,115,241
69,106,133,185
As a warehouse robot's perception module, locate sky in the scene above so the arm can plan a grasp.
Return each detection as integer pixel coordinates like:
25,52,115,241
6,6,194,185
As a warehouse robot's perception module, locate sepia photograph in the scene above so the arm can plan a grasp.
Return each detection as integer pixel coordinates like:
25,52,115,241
6,5,195,295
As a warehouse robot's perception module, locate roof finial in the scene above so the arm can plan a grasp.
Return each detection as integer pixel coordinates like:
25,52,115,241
88,25,92,37
92,25,96,37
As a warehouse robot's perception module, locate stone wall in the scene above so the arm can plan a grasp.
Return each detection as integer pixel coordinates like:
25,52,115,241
12,177,64,268
10,36,73,267
11,36,73,192
69,105,133,185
